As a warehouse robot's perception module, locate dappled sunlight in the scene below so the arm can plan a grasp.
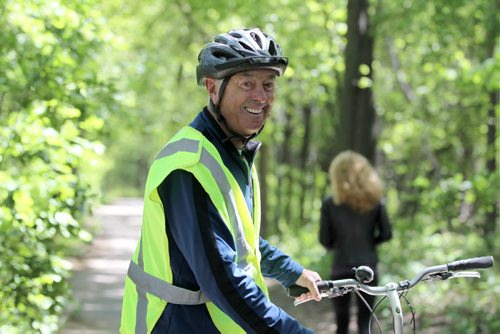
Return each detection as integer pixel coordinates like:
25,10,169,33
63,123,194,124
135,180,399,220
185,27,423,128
94,201,144,217
83,258,131,272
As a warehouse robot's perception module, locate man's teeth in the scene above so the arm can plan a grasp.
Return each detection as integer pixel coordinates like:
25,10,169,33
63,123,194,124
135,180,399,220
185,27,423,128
246,107,262,114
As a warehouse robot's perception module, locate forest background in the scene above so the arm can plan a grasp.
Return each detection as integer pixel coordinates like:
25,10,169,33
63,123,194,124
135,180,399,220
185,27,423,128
0,0,498,333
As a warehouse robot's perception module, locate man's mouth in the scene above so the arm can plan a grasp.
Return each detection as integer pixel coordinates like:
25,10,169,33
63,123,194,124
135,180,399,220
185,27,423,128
245,107,264,115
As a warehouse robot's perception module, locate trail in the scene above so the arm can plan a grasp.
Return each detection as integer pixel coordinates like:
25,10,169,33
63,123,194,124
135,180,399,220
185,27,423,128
61,198,142,333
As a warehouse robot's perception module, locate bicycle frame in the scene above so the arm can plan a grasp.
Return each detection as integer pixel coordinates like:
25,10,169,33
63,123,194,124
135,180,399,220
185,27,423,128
287,256,494,334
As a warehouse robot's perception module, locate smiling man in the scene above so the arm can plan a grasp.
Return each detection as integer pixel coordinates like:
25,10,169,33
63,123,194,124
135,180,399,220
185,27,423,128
206,70,276,142
120,28,321,334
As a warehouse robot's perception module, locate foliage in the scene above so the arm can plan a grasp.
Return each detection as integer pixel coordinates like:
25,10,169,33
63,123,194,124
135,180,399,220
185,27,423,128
0,0,117,332
370,2,500,329
379,226,499,333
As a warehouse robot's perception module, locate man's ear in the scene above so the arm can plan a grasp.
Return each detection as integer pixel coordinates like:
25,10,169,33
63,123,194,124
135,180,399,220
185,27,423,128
205,78,218,104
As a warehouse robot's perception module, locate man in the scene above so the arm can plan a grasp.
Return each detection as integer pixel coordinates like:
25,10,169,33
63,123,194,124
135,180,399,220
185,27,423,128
120,28,321,334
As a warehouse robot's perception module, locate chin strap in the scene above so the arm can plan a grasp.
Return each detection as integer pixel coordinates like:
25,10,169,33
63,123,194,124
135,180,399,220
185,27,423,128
211,77,263,147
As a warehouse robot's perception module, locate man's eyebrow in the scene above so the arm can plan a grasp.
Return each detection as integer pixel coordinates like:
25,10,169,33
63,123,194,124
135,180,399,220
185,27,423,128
240,72,255,78
240,72,277,80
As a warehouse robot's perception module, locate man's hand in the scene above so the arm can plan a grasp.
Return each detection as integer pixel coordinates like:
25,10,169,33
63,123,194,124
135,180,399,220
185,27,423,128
294,268,322,303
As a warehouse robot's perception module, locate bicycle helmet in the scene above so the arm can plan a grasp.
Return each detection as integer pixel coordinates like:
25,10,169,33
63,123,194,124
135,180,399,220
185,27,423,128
196,28,288,85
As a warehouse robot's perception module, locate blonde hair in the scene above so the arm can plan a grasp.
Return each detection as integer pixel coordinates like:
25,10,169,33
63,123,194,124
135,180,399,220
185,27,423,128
329,150,384,213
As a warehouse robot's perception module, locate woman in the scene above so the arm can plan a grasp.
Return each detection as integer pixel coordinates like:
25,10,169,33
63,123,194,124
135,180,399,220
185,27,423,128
319,151,393,334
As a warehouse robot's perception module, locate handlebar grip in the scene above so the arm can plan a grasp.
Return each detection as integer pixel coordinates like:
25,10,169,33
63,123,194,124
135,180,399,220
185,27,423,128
447,256,494,271
286,281,331,298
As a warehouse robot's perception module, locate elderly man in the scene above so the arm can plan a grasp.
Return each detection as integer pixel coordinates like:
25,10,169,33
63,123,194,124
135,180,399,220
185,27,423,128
120,28,321,334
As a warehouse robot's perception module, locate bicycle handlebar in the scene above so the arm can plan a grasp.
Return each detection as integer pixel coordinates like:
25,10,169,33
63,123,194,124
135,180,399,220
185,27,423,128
287,255,494,298
287,280,330,297
447,256,493,271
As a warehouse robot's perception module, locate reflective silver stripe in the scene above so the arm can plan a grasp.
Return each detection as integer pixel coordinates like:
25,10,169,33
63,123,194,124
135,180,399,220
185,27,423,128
135,286,148,333
199,148,251,268
157,134,251,268
135,237,147,333
129,132,252,308
156,138,199,160
128,260,209,305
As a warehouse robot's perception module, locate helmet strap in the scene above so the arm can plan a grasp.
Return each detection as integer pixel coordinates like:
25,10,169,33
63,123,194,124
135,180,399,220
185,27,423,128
212,77,229,124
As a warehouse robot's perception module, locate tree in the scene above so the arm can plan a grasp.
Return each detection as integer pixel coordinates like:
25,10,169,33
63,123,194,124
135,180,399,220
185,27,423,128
336,0,376,162
0,0,117,331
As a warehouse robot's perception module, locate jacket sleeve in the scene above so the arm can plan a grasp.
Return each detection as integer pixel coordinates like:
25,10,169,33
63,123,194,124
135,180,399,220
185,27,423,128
319,198,335,249
158,170,313,334
259,237,303,288
374,201,393,244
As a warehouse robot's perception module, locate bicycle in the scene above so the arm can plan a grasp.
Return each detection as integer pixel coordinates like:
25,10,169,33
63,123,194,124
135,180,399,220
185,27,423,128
287,255,494,333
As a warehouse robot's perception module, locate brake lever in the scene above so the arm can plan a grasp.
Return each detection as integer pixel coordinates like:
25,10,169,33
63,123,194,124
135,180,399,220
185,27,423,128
449,271,481,279
423,271,481,282
293,287,349,306
293,294,326,306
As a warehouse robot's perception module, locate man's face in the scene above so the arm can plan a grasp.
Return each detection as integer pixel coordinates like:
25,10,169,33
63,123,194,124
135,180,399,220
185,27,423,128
211,69,277,137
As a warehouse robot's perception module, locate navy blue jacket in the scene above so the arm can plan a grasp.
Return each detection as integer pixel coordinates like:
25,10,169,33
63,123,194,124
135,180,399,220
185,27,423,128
152,108,313,333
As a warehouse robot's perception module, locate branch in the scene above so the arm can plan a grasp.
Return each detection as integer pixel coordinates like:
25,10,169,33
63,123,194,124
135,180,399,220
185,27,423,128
385,35,416,103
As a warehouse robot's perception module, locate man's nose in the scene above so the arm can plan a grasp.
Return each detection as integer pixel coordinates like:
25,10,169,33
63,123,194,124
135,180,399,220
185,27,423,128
251,84,270,102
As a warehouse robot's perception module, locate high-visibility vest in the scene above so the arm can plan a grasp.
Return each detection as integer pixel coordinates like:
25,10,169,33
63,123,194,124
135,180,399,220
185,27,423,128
120,126,268,334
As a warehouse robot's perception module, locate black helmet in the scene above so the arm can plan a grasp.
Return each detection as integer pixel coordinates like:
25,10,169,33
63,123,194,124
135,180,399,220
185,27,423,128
196,28,288,85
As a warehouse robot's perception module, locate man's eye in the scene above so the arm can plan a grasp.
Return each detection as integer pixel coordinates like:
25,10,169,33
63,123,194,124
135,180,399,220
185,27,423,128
241,81,254,89
264,83,276,92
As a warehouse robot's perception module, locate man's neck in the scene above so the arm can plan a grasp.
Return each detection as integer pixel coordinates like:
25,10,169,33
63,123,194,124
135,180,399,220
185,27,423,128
207,106,246,149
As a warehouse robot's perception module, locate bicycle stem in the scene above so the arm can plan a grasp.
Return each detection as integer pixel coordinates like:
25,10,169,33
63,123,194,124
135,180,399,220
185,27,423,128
386,283,404,334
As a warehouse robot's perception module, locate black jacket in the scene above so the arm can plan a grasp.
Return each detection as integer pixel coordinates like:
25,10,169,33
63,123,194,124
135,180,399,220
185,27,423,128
319,195,392,275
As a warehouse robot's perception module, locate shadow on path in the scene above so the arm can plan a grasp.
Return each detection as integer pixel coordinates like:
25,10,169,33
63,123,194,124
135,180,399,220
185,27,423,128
60,198,336,333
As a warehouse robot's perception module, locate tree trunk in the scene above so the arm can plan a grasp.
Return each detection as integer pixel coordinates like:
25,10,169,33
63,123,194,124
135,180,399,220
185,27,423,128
272,106,294,235
482,2,498,241
336,0,376,162
299,105,312,223
259,144,269,238
485,90,498,238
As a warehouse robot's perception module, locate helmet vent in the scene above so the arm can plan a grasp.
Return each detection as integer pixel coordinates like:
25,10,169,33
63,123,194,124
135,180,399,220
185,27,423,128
229,32,242,38
250,32,263,48
239,42,254,52
213,51,228,60
269,41,277,56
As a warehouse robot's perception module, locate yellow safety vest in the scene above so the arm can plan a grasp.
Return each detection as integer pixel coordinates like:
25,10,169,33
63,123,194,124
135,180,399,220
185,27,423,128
120,126,268,333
